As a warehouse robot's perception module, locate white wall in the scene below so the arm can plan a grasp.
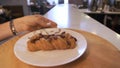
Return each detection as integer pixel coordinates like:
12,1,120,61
47,0,68,5
47,0,58,5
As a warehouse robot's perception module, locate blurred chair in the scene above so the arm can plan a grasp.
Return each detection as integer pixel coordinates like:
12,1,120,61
30,5,40,14
58,0,64,4
3,5,24,18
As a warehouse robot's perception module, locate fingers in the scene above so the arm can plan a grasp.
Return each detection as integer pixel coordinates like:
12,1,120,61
28,22,57,31
47,22,57,28
19,15,57,32
34,15,57,28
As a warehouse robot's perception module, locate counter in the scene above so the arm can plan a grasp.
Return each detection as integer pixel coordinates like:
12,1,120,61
1,29,120,68
44,4,120,50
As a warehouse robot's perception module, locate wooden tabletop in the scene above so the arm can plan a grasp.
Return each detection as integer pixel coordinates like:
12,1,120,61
0,29,120,68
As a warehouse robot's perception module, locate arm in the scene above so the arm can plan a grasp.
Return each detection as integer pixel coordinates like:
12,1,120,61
0,15,57,41
0,21,13,41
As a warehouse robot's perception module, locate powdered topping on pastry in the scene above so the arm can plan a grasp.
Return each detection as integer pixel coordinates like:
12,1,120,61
27,29,77,52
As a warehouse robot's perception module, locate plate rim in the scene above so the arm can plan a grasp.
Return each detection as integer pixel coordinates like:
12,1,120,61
14,28,87,67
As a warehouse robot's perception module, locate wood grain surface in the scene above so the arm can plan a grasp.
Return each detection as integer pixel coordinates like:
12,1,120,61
0,29,120,68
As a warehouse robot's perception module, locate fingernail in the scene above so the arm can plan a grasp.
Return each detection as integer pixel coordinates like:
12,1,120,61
47,22,51,26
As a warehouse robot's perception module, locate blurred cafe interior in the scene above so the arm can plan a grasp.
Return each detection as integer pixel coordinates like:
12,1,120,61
0,0,120,34
0,0,120,68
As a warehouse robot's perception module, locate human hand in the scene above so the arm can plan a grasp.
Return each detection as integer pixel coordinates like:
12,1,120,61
13,15,57,32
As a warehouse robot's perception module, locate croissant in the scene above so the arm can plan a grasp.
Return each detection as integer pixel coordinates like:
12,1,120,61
27,31,77,52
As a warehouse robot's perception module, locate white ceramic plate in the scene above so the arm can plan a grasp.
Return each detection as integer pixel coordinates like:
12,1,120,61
14,28,87,67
